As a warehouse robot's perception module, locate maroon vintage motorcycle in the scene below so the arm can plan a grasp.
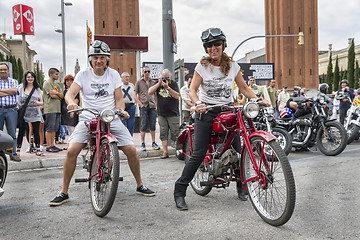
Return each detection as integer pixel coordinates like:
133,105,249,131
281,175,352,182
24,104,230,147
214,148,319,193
176,102,296,226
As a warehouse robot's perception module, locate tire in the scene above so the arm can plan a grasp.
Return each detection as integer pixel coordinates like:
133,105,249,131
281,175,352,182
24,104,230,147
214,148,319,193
0,151,8,188
271,127,292,155
346,124,359,144
184,131,212,196
241,136,296,226
316,121,348,156
90,138,120,217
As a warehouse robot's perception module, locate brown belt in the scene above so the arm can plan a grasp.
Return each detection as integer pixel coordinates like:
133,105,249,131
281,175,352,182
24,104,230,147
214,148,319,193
0,104,17,109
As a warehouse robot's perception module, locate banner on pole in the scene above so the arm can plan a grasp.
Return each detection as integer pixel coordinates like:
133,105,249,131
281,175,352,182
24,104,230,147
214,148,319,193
12,4,34,35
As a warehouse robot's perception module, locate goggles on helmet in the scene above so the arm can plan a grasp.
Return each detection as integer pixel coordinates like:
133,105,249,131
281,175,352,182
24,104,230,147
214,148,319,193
201,28,224,42
90,40,110,55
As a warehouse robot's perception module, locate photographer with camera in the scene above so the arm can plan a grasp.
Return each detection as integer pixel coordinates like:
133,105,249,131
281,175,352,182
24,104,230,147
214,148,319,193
336,79,354,125
148,69,180,159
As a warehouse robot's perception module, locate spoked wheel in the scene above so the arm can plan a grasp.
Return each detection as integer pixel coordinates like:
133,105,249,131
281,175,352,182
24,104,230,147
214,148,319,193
346,123,359,144
90,138,120,217
241,136,296,226
271,127,292,155
316,121,348,156
184,131,212,196
0,151,8,188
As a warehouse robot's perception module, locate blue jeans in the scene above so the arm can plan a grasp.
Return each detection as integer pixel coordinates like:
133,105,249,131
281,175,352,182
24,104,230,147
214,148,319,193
122,104,136,136
0,107,18,156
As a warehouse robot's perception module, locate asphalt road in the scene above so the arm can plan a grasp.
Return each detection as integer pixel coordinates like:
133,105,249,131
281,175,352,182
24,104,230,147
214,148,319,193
1,144,360,240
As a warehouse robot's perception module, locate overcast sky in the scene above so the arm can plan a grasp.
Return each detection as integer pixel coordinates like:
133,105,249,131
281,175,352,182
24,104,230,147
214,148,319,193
1,0,360,77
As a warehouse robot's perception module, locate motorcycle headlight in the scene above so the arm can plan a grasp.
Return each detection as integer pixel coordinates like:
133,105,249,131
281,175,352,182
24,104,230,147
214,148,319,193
319,96,325,104
243,102,259,119
267,107,274,116
100,109,115,123
355,108,360,116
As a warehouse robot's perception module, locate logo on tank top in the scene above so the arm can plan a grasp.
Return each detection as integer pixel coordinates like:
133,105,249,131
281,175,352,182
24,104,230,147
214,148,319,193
91,83,110,99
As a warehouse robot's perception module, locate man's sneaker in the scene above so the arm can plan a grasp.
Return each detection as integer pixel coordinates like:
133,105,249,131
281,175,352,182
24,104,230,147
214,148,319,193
46,146,59,153
49,192,69,206
141,143,146,151
136,185,156,197
53,146,63,151
151,142,160,150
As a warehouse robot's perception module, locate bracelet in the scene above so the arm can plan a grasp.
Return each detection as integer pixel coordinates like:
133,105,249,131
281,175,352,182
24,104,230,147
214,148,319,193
166,87,170,90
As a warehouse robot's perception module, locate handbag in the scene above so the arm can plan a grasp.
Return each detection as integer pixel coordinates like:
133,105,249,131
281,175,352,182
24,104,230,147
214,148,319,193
17,87,36,128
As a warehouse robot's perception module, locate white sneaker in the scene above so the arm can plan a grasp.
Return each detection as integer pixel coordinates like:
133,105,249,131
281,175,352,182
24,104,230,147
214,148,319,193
26,146,31,153
39,145,44,152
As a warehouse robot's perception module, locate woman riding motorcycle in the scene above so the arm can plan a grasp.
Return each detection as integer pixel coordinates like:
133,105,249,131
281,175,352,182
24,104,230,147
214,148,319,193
173,27,269,210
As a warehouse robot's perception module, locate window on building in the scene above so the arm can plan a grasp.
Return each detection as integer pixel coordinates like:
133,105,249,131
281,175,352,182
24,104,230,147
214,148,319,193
103,21,105,28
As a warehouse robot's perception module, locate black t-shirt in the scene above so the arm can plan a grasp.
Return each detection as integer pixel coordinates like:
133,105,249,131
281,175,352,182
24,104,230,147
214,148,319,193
61,89,80,126
154,79,180,117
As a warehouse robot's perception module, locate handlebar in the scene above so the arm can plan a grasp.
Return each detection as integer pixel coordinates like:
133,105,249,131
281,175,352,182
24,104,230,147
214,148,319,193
199,101,266,111
68,107,125,118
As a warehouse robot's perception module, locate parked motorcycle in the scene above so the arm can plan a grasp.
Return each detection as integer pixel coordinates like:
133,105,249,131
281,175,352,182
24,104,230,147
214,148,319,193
0,130,14,197
254,107,292,155
343,95,360,144
176,102,295,226
276,95,347,156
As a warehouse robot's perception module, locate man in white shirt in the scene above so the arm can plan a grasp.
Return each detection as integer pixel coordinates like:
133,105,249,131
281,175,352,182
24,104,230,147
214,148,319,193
278,85,290,111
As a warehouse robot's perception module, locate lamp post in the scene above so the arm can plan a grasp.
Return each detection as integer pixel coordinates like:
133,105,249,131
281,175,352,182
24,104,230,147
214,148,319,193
55,0,72,77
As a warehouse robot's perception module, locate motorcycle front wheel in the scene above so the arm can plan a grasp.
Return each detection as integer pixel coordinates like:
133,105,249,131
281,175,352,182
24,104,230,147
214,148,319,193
184,131,212,196
346,123,359,144
0,151,8,188
90,138,120,217
241,136,296,226
316,121,348,156
271,127,292,155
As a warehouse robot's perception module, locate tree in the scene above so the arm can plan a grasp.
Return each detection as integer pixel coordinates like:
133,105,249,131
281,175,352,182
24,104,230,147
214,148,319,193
9,56,18,80
325,52,333,92
333,55,340,92
347,38,355,88
355,60,360,90
17,58,24,84
0,52,4,61
34,61,44,88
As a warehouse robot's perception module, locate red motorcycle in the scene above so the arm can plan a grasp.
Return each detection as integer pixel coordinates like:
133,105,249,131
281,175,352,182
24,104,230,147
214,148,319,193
70,107,124,217
176,102,296,226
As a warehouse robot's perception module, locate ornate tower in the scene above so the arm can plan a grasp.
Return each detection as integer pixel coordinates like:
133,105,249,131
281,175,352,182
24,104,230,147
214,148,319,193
93,0,140,83
265,0,318,90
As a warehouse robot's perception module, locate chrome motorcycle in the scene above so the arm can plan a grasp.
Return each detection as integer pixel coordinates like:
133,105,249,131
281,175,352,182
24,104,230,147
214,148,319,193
343,96,360,144
276,94,347,156
254,107,292,155
0,130,14,197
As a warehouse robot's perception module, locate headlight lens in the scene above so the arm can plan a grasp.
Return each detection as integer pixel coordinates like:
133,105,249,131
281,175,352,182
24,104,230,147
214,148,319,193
355,107,360,116
100,109,115,123
243,102,259,119
267,107,274,116
319,96,325,104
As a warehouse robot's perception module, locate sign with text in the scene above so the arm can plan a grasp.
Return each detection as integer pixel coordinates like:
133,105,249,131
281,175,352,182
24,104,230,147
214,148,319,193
12,4,34,35
239,63,274,81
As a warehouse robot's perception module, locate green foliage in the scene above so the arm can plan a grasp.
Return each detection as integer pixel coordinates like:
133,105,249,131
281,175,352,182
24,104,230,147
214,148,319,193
34,61,44,88
325,52,333,92
17,58,24,84
9,56,18,80
355,60,359,90
347,38,355,88
333,56,340,92
342,70,347,80
0,52,4,61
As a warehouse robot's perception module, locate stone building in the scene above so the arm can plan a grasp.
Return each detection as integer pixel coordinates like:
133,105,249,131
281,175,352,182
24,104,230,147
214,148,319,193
0,33,37,72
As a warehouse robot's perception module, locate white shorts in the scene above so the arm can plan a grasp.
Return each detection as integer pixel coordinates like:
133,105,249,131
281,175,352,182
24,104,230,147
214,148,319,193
68,117,133,147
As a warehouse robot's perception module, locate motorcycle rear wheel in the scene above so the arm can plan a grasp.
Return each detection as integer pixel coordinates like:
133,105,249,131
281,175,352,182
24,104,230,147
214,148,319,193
0,151,8,188
271,127,292,155
346,123,359,144
184,131,212,196
90,139,120,217
316,121,348,156
241,136,296,226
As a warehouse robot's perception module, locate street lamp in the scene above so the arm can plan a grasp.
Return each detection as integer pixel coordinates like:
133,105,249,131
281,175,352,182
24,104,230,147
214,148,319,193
55,0,72,77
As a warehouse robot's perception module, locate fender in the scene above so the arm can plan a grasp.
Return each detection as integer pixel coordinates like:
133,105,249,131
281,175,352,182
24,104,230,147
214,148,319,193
249,130,277,142
176,125,194,150
101,134,118,143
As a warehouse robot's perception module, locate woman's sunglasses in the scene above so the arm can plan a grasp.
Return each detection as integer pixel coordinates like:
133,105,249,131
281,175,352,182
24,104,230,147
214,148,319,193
204,41,222,49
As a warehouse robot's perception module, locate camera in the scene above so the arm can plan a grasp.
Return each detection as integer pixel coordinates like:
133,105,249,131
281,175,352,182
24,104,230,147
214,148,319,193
162,77,167,83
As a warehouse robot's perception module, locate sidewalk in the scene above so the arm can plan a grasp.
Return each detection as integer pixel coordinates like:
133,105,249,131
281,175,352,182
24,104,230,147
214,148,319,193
8,128,176,171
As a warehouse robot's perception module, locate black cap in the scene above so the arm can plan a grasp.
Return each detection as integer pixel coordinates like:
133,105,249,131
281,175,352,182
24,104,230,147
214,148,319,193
283,85,288,88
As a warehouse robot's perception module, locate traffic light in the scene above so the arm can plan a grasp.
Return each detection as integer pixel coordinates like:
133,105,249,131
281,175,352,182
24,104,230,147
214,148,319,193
298,32,304,45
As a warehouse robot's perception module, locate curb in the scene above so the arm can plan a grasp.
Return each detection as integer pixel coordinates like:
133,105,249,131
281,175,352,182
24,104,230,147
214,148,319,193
8,148,176,171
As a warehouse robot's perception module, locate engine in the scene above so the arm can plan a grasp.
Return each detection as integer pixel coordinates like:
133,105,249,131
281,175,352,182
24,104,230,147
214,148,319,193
212,149,239,177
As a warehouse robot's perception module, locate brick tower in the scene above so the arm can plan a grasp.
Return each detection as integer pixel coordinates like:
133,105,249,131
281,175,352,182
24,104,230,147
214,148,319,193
93,0,140,83
265,0,318,90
